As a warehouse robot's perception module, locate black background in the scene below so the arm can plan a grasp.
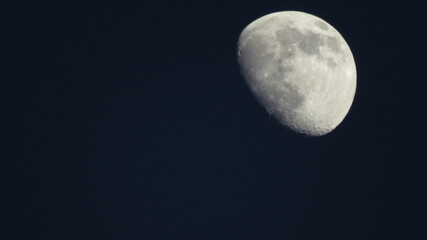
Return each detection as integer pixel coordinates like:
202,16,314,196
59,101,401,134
1,0,426,239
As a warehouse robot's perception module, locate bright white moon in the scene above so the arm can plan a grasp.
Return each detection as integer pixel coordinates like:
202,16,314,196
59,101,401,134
237,11,357,136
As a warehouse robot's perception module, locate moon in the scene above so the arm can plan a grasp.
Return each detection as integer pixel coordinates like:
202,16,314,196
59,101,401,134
237,11,357,136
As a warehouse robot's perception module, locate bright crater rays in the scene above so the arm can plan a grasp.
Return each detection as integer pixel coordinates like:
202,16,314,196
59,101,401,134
237,11,357,136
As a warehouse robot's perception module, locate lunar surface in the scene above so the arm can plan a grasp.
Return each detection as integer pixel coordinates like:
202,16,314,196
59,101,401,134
237,11,356,136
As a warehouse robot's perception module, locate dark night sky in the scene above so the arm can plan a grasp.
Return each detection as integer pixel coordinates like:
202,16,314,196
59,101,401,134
1,0,427,239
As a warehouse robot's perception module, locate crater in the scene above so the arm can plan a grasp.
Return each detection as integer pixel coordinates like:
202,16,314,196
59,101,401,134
315,20,329,30
326,57,337,68
281,47,295,59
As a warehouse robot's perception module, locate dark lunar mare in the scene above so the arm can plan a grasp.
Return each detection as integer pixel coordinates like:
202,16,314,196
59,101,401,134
297,31,323,56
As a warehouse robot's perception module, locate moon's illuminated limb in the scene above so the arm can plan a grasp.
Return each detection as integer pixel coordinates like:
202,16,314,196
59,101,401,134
237,11,357,136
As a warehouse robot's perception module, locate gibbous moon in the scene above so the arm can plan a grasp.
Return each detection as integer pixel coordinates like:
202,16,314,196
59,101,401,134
237,11,356,136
